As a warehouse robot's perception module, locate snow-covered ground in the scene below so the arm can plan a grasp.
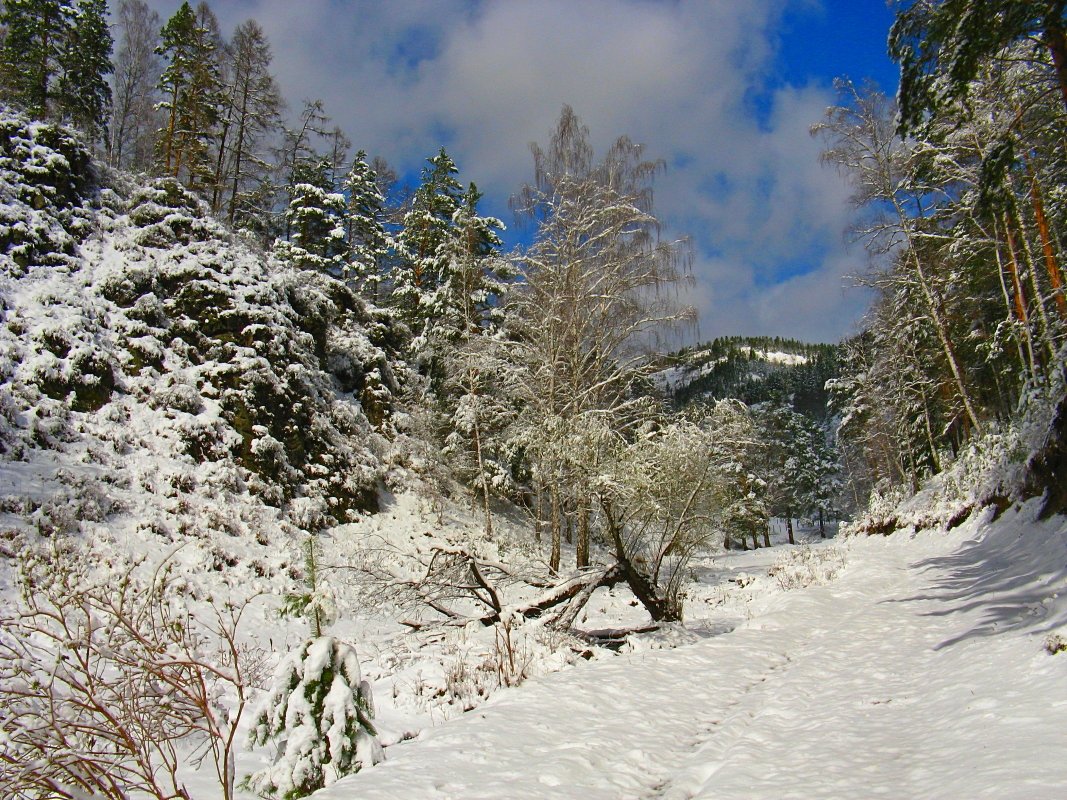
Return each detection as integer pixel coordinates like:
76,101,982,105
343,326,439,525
315,501,1067,799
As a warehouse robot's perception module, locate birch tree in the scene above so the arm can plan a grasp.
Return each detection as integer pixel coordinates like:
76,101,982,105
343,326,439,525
108,0,162,172
511,105,694,571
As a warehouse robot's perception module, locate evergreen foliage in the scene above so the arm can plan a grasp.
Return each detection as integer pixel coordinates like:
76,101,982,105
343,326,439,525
155,0,222,191
0,0,112,138
666,336,839,420
55,0,112,140
343,149,392,297
274,157,350,275
246,637,383,800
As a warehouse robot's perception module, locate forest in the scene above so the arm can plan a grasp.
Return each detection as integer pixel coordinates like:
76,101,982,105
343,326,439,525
0,1,1065,798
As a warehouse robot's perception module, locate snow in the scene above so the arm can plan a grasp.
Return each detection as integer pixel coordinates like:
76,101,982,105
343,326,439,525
317,502,1067,799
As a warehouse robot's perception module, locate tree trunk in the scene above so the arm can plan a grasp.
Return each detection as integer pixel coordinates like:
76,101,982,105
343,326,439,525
1027,165,1067,320
576,495,589,569
1044,12,1067,115
819,508,826,539
549,484,561,574
786,514,795,545
998,214,1041,379
472,405,493,538
1009,201,1057,368
601,503,681,622
895,198,983,437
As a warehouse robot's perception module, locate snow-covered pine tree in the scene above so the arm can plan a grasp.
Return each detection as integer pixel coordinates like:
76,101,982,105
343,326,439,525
890,0,1067,135
432,182,509,339
273,156,350,275
392,147,464,332
55,0,112,142
246,636,383,800
344,150,392,299
0,0,70,119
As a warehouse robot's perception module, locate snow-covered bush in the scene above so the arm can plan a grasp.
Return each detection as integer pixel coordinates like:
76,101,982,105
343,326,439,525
768,544,847,590
246,636,383,799
0,108,95,272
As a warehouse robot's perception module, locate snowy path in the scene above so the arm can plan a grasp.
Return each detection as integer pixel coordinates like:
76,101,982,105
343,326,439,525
319,506,1067,799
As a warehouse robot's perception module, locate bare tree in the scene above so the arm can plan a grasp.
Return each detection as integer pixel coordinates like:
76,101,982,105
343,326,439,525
0,543,265,800
108,0,162,172
212,18,283,225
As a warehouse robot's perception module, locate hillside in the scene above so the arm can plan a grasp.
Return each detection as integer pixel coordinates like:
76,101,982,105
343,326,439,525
658,336,838,420
0,110,409,591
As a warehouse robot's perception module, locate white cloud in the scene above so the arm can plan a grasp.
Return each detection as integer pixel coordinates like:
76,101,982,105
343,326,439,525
133,0,868,343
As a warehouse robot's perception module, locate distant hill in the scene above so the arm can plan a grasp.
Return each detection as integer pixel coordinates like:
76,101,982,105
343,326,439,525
656,336,839,420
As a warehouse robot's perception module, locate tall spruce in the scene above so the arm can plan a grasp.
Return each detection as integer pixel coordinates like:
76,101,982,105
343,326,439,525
0,0,69,119
392,148,464,325
56,0,111,140
274,157,350,275
343,150,392,298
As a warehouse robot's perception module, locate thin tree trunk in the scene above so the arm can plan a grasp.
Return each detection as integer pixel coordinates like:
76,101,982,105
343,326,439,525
228,89,248,226
994,216,1037,380
576,494,589,569
549,484,561,574
471,400,493,538
895,198,983,436
1027,164,1067,319
1009,201,1056,367
786,514,795,545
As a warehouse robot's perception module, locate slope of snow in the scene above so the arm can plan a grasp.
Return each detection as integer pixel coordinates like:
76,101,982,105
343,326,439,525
319,501,1067,799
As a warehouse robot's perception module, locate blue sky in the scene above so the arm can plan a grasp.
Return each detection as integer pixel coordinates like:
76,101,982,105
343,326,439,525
139,0,902,344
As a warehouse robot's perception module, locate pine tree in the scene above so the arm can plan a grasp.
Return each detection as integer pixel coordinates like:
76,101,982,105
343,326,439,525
56,0,112,141
155,0,222,192
891,0,1067,134
246,637,383,800
0,0,69,119
343,150,392,298
274,157,350,275
392,147,464,326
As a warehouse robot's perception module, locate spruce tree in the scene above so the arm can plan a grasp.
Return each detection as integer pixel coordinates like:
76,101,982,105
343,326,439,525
274,157,350,275
0,0,70,119
56,0,112,141
246,637,382,799
392,147,464,326
343,150,392,299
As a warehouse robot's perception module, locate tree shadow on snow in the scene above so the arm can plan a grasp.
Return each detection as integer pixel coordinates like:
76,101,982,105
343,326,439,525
886,511,1067,650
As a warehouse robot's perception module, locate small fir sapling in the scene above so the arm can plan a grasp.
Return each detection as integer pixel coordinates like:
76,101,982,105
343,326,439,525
245,636,383,799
